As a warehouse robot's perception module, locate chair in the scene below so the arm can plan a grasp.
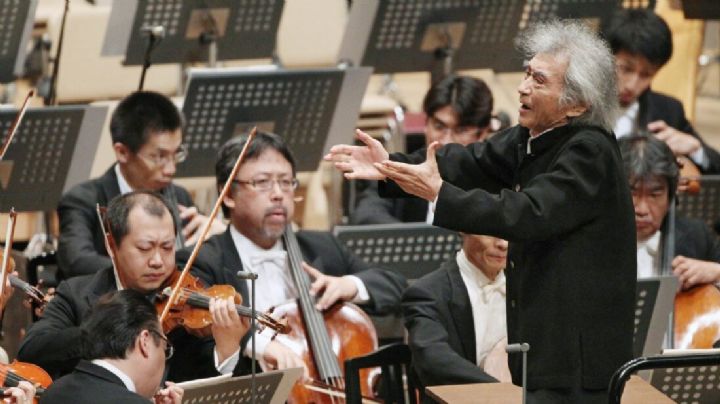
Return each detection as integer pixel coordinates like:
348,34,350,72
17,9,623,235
344,342,418,404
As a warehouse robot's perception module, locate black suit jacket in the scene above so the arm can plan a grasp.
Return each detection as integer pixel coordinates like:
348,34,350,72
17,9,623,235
639,89,720,174
350,181,429,225
403,259,497,389
18,266,225,382
675,216,720,262
40,360,149,404
57,165,194,278
384,124,636,390
177,228,408,374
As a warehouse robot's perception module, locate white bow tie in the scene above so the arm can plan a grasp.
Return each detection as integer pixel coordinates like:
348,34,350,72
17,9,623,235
480,277,506,303
249,251,287,268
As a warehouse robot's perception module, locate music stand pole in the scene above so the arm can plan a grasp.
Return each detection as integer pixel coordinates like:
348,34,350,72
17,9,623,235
506,343,530,404
237,270,259,404
139,28,164,91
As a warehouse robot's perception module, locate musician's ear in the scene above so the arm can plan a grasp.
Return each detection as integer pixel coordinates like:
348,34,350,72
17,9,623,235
222,193,236,212
137,329,152,358
113,142,131,164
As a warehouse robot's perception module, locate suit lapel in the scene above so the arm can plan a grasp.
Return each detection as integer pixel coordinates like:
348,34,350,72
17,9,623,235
220,229,249,301
84,267,119,313
99,165,122,204
447,261,477,365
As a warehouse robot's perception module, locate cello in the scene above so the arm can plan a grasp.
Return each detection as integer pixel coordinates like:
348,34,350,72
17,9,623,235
268,225,378,403
671,158,720,348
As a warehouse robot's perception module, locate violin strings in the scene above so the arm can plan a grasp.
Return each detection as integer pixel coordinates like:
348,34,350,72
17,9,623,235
171,288,282,330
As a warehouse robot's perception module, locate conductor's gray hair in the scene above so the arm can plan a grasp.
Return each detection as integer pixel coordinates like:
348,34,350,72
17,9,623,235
516,20,619,132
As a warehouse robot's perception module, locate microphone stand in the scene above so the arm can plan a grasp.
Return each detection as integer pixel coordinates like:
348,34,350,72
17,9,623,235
44,0,69,106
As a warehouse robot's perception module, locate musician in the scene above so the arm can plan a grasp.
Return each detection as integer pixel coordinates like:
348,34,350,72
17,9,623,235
403,234,510,394
619,135,720,287
603,9,720,173
179,132,407,374
326,20,635,403
19,191,247,383
351,74,494,225
41,290,183,404
57,91,225,278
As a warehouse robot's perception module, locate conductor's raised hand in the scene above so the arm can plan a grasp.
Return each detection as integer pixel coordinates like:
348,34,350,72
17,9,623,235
324,129,389,180
375,141,443,202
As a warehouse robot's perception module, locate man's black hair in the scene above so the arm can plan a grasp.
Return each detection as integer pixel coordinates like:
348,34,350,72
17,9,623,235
110,91,184,153
602,8,673,68
619,134,679,201
422,74,493,129
106,190,177,245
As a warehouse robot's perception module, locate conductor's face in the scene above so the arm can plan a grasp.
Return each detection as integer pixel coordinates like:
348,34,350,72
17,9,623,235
517,53,584,136
114,129,183,192
113,206,176,293
631,176,669,243
224,149,296,249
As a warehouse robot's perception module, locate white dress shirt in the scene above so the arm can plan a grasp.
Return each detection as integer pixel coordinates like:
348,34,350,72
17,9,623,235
92,359,136,392
637,230,661,279
456,250,507,367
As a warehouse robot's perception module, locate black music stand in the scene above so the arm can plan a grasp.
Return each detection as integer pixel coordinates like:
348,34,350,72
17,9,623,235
682,0,720,19
175,66,372,177
177,367,302,404
0,0,38,83
650,350,720,404
102,0,285,66
676,175,720,240
333,223,461,281
634,276,678,359
338,0,622,75
0,105,107,212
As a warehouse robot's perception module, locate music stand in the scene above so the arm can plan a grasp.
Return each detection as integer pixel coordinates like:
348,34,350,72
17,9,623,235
676,175,720,240
333,223,461,281
650,350,720,404
175,66,372,177
102,0,285,66
681,0,720,19
338,0,621,74
634,276,678,359
0,105,107,212
0,0,38,83
176,367,302,404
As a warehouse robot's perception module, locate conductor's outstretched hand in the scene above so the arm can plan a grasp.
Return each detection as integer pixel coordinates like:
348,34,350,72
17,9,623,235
324,129,389,180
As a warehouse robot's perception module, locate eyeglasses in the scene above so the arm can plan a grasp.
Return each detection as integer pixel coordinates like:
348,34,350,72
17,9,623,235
136,144,189,167
428,116,480,138
149,329,174,359
233,178,299,192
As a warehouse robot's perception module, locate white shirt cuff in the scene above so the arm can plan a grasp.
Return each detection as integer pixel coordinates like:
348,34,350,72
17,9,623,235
690,147,709,170
214,347,240,374
347,275,370,304
242,328,273,359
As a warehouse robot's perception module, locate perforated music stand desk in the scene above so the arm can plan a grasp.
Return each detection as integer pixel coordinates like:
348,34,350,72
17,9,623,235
649,350,720,404
426,376,673,404
102,0,285,65
175,66,372,177
0,0,38,83
0,105,106,212
338,0,621,73
677,175,720,241
682,0,720,19
177,367,302,404
634,276,678,359
333,223,461,281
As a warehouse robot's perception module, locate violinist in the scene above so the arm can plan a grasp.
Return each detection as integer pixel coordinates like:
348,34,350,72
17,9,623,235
18,191,248,382
619,135,720,288
178,132,407,374
42,290,183,404
603,9,720,173
403,234,510,399
57,91,225,278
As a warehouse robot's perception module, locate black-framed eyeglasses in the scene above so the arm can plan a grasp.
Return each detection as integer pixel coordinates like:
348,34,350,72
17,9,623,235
136,144,189,167
233,178,299,192
149,329,174,359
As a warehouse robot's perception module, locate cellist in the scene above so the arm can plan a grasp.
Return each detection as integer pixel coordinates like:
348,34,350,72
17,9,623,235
17,191,248,381
178,132,407,376
619,135,720,288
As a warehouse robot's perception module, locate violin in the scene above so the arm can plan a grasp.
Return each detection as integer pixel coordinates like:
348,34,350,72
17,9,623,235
154,270,289,336
0,360,52,401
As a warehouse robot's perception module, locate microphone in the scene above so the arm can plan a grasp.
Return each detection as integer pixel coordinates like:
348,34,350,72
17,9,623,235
140,25,166,38
237,271,259,280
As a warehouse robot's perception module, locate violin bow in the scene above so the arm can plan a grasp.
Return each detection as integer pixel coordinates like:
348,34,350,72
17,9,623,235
0,209,17,298
159,127,257,323
0,90,34,161
96,204,120,277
